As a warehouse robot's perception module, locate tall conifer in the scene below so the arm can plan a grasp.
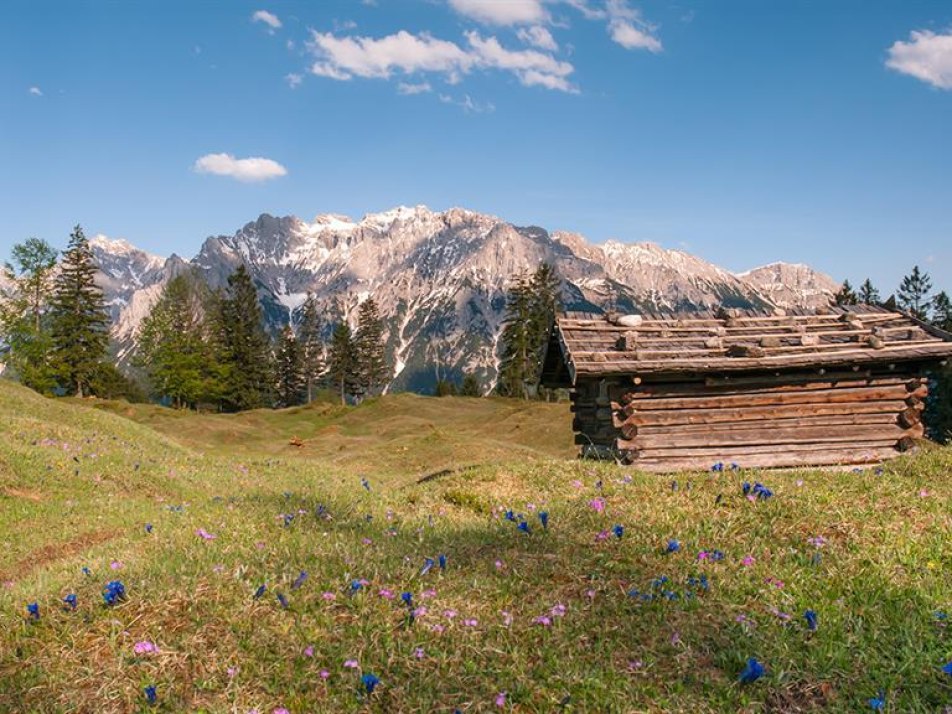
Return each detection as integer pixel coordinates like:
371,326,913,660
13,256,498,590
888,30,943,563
48,225,110,397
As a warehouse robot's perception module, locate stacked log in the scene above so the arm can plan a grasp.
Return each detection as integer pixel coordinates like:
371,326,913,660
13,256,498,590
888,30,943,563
570,371,928,469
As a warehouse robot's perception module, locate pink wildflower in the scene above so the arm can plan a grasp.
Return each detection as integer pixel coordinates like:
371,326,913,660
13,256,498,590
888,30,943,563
496,692,507,708
110,560,123,570
533,615,552,626
322,592,336,601
551,603,566,617
319,669,330,680
378,589,394,599
133,641,159,655
463,618,478,627
501,610,513,627
343,659,359,669
414,647,425,659
196,528,216,540
589,497,605,513
303,646,314,657
741,555,755,567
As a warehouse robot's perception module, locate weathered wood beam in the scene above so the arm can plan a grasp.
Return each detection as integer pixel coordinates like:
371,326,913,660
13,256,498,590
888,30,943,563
617,423,923,450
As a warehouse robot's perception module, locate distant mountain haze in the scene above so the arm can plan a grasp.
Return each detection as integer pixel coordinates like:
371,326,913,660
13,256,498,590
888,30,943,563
83,205,838,392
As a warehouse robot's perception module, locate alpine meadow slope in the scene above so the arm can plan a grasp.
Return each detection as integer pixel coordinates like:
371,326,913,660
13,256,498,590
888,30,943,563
2,380,951,712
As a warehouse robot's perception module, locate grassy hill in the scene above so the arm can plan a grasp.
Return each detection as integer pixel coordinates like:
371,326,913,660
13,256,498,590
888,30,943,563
1,380,951,712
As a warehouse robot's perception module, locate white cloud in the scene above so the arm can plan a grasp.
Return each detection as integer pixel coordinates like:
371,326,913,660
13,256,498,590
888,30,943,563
466,32,575,90
609,19,662,52
308,30,475,80
517,25,558,51
28,86,43,96
605,0,661,52
886,29,952,90
398,80,433,95
439,93,495,113
448,0,547,26
306,26,576,92
252,10,282,31
285,72,303,88
562,0,607,21
193,153,287,182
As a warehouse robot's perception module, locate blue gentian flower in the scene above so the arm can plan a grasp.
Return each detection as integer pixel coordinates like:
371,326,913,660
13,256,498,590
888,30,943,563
627,588,640,598
144,685,157,704
82,566,91,576
26,602,39,620
421,558,435,576
350,580,363,593
538,511,549,530
868,690,885,711
277,592,289,609
291,571,308,590
742,481,752,495
711,462,724,472
613,524,624,539
504,510,516,522
730,462,740,471
362,672,380,694
517,521,531,534
361,478,370,491
63,594,77,610
710,550,725,561
283,513,294,527
738,657,765,683
438,554,447,571
666,539,681,553
102,580,126,606
651,576,669,589
144,523,153,534
253,584,267,600
401,592,413,608
942,661,952,676
804,610,818,631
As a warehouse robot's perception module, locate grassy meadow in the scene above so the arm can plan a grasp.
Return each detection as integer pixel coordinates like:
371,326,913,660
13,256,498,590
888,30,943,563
1,380,951,713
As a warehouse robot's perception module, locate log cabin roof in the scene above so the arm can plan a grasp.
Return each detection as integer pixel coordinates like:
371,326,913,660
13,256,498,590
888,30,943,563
543,304,952,384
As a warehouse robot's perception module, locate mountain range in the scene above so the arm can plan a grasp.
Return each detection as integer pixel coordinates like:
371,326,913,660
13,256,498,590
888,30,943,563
14,205,841,392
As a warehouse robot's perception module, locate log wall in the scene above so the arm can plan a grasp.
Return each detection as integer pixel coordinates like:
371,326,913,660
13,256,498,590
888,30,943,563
570,369,928,470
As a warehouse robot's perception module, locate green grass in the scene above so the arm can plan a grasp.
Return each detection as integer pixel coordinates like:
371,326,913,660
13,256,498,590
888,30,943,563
1,379,951,712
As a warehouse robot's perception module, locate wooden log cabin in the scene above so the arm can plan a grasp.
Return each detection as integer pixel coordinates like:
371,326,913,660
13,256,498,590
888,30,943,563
540,305,952,471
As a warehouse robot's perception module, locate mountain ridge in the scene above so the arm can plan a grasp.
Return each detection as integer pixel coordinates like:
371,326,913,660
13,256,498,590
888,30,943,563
47,205,838,391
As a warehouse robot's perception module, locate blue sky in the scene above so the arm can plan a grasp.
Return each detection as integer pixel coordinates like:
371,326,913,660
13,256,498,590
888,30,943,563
1,0,950,294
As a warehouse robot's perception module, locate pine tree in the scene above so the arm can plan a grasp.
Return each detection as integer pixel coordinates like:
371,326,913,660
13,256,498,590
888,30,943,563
496,271,533,398
1,237,59,393
932,291,952,332
297,293,324,403
496,263,562,399
353,297,389,398
834,280,858,306
459,372,481,397
326,321,357,405
136,271,215,408
897,266,932,320
275,325,305,407
218,264,272,411
48,225,110,397
527,262,561,381
858,278,880,305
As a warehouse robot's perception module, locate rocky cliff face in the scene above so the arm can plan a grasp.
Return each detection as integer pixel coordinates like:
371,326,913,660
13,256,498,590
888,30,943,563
735,262,839,309
81,205,837,392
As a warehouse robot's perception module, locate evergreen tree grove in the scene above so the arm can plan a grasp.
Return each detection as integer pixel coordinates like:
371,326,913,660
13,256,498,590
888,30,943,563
353,297,389,398
136,271,216,408
48,225,110,397
497,262,562,399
